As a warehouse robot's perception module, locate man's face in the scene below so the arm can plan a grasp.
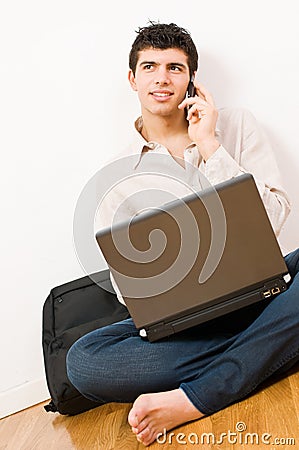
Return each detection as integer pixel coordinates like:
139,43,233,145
128,47,191,117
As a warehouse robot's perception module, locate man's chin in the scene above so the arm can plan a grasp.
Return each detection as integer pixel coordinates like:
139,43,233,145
149,105,178,117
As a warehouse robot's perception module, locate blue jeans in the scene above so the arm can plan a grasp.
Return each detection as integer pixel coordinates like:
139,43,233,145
66,249,299,415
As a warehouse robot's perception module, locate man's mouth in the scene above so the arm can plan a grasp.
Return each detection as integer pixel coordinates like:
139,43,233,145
150,90,173,100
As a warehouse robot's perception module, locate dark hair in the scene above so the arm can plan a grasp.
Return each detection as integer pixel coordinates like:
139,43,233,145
129,22,198,77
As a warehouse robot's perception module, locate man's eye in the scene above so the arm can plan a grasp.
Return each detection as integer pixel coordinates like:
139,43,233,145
144,64,153,70
170,66,181,71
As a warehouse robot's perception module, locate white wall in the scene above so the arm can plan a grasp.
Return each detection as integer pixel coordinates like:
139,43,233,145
1,0,298,418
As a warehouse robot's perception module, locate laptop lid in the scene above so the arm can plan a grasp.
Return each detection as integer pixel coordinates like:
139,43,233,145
95,174,289,329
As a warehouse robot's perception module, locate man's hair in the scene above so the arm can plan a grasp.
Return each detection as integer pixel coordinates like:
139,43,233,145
129,22,198,77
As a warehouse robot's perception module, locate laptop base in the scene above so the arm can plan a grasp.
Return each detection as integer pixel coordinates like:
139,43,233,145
139,276,289,342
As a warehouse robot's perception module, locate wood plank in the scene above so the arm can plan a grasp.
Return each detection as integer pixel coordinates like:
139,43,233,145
0,368,298,449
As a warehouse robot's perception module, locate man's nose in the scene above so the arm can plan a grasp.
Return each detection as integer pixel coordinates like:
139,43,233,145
155,67,170,85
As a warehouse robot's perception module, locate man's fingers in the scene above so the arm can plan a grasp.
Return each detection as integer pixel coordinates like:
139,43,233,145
179,83,215,110
186,103,206,121
178,96,208,110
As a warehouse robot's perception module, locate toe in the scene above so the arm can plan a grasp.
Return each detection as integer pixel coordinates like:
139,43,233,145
134,416,150,434
128,394,149,428
140,428,158,447
137,427,151,446
128,410,139,428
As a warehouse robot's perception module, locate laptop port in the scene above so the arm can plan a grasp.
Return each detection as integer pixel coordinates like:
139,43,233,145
271,287,281,295
262,290,272,298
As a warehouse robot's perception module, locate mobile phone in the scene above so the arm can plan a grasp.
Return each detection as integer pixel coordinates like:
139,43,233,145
187,79,196,99
186,77,195,112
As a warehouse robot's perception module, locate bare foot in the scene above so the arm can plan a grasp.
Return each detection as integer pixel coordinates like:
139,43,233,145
127,389,204,446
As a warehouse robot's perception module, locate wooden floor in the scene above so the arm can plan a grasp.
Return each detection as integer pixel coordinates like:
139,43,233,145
1,367,298,450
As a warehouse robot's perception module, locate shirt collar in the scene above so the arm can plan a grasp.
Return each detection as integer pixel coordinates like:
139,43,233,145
127,116,221,169
128,117,158,169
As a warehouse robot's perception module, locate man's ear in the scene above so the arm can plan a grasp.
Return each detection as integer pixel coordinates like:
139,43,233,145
128,70,137,91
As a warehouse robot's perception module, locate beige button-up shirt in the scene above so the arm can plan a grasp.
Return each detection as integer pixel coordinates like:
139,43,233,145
95,107,291,305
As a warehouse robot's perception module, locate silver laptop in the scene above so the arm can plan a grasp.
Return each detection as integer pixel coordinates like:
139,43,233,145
95,174,290,342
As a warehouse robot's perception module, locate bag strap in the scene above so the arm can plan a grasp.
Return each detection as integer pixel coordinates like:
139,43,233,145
50,269,113,299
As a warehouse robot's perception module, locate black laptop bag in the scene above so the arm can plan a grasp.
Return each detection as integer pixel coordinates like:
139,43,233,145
42,269,130,415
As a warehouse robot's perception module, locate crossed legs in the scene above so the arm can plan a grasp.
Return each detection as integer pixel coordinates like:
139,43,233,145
67,248,299,446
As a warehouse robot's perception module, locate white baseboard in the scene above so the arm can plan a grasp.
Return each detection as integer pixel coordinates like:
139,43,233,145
0,378,50,419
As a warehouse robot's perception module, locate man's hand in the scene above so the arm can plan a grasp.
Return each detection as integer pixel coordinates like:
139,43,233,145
178,83,220,161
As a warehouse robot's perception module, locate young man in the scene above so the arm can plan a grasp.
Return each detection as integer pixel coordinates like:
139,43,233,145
67,23,299,446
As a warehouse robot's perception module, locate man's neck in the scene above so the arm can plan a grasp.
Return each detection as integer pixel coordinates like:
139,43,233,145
140,110,192,158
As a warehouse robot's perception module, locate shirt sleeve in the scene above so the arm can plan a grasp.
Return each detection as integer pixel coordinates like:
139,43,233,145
199,108,291,237
94,185,128,306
